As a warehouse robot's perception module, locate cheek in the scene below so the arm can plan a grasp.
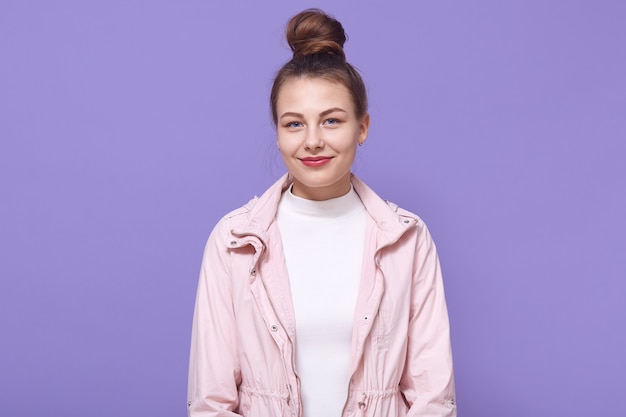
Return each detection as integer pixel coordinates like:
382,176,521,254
277,136,297,158
338,133,360,153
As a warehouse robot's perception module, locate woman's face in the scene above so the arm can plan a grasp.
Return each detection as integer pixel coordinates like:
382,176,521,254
276,77,369,201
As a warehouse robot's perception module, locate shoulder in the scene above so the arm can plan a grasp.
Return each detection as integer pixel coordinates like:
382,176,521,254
208,196,259,243
220,197,258,223
383,199,423,225
355,178,435,252
385,199,435,246
352,175,429,233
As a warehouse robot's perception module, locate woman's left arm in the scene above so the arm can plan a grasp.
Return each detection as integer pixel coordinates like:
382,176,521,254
399,223,457,417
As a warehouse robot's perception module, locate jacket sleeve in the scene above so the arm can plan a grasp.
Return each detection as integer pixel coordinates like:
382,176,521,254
400,222,456,417
188,223,242,417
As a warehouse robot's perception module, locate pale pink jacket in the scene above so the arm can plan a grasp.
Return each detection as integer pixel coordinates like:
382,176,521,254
188,174,456,417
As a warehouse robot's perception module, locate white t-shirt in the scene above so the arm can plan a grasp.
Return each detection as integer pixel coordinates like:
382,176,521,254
276,185,366,417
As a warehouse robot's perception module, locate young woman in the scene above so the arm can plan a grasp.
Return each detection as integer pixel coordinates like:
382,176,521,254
188,9,456,417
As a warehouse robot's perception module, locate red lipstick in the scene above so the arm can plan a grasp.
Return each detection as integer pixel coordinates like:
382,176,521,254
300,156,332,167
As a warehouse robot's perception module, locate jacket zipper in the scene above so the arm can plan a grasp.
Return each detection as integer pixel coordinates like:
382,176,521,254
339,255,386,416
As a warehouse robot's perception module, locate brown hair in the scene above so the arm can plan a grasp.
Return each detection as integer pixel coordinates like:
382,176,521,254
270,9,368,124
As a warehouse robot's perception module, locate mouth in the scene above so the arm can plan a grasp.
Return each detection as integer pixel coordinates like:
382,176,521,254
299,156,333,167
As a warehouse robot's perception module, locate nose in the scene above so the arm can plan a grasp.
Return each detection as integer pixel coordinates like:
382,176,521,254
304,127,324,150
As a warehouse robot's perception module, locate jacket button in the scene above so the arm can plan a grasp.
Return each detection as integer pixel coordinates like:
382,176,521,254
363,315,369,321
403,219,410,224
270,324,279,332
230,240,237,246
250,268,256,276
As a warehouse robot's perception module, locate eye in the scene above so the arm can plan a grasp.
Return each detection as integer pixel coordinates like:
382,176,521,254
323,118,340,126
285,121,303,129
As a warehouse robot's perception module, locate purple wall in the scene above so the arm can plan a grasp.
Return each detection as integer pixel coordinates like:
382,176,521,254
1,1,624,416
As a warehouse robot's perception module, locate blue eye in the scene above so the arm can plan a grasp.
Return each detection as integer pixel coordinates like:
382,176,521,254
324,118,340,125
286,121,303,128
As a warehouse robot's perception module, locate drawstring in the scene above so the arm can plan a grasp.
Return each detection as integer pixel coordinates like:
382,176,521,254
357,392,368,410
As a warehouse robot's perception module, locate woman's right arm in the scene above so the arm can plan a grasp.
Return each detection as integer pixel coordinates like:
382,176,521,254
188,226,242,417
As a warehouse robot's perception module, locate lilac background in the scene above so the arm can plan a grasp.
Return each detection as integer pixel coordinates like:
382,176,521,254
1,1,625,416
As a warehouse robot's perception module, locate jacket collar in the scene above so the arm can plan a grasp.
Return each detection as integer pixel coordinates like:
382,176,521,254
229,173,417,250
227,174,291,248
350,174,418,249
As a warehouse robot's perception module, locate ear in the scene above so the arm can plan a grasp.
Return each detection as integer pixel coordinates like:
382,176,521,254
357,113,370,145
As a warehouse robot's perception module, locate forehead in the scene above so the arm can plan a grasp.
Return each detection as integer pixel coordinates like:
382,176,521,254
276,77,354,112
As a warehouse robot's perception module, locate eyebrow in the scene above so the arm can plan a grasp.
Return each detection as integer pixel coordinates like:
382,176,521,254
279,107,348,120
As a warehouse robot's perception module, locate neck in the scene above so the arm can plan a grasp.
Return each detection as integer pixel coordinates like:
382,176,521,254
290,173,352,201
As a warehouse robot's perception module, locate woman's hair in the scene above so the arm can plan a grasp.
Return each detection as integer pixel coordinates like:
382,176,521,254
270,9,368,124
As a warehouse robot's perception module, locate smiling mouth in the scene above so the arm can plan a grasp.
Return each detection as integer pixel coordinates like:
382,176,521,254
299,156,333,167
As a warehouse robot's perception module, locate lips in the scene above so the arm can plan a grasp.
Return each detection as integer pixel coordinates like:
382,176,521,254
299,156,333,167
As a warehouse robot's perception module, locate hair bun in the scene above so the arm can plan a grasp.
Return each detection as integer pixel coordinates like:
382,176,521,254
286,9,347,59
